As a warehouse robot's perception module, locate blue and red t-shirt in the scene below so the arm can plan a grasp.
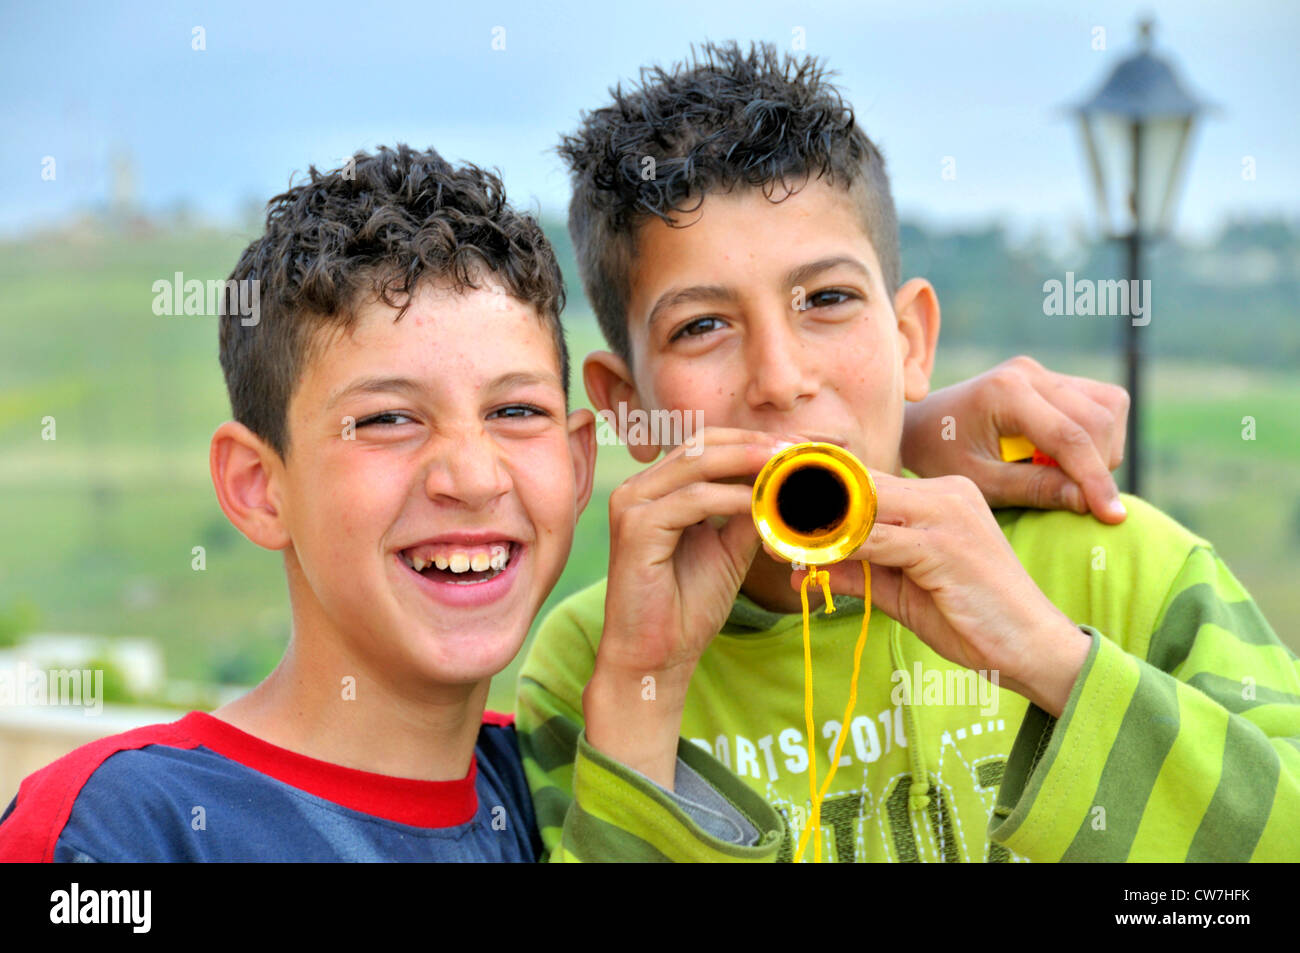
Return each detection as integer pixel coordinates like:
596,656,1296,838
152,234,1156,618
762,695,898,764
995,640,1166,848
0,710,540,862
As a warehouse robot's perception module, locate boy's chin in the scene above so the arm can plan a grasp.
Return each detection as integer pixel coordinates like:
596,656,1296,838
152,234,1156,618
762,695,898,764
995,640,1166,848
403,639,524,689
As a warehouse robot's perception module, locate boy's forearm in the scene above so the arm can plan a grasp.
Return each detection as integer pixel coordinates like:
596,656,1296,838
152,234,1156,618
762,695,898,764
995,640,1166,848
582,661,695,790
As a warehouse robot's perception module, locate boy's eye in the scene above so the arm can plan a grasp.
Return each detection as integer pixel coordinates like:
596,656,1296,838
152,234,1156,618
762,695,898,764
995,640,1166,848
802,289,858,310
356,412,414,427
489,404,547,420
671,316,726,341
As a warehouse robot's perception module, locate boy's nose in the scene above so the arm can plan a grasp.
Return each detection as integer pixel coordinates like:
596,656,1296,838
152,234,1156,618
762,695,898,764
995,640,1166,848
423,431,512,509
743,310,818,412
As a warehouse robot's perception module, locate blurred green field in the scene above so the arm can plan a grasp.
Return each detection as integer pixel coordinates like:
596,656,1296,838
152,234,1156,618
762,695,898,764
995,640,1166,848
1,228,1296,714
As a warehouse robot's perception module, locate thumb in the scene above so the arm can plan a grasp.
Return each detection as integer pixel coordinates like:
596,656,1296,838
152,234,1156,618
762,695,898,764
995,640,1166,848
719,512,762,577
973,460,1086,514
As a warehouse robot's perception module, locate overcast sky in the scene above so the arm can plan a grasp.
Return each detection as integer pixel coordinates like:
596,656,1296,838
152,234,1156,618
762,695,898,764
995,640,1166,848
2,0,1296,242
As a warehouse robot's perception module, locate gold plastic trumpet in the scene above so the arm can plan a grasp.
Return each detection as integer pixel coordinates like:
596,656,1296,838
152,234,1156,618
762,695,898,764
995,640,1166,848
751,441,877,566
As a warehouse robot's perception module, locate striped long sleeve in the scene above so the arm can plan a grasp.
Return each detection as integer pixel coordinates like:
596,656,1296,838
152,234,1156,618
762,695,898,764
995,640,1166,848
518,589,784,863
990,544,1300,861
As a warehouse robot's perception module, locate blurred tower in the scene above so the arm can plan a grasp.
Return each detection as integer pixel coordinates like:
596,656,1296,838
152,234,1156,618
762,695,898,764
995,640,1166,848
109,149,137,223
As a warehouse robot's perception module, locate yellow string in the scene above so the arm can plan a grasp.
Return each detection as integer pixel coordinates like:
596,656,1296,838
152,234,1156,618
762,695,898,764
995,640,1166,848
796,567,820,863
793,560,871,864
815,561,870,807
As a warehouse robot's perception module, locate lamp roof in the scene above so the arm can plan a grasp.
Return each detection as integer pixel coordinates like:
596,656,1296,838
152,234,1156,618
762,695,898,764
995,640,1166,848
1075,21,1209,120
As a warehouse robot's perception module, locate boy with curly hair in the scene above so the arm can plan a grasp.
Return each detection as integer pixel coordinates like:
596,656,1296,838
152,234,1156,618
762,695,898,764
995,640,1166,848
517,42,1300,862
0,144,785,862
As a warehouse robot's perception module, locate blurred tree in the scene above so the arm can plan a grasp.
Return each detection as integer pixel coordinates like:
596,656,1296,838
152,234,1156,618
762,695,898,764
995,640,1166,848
82,656,134,704
0,598,40,647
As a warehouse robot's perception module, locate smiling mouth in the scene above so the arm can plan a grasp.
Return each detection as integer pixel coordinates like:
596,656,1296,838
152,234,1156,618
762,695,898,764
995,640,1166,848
398,541,518,585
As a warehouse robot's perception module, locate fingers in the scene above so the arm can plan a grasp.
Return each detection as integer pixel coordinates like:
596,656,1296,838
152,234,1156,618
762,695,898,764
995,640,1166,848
609,425,798,576
1036,383,1115,473
624,426,793,503
1098,382,1130,472
980,457,1090,515
1001,357,1129,494
995,386,1125,523
619,482,755,543
848,517,935,573
1052,372,1130,469
1033,382,1128,523
780,474,995,621
867,470,990,529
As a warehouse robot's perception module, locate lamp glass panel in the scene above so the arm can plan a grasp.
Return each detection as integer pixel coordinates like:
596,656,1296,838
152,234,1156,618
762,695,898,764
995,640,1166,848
1138,115,1193,234
1083,111,1135,234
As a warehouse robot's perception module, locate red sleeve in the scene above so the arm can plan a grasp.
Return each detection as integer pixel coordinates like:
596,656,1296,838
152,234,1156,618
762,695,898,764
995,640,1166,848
0,720,197,862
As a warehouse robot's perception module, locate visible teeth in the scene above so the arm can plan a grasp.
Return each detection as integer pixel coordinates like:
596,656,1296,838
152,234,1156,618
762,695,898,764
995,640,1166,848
405,543,512,577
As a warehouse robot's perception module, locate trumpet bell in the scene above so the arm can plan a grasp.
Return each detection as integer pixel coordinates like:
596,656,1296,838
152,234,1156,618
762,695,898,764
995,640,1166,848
751,442,876,566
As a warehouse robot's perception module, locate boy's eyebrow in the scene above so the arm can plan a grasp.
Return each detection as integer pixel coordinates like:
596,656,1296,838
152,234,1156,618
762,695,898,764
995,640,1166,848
488,370,563,392
326,376,425,409
646,256,873,330
647,284,738,331
326,371,561,409
784,255,872,290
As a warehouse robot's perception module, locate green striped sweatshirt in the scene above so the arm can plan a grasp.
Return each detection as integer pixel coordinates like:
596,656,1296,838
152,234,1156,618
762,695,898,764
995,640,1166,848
517,494,1299,861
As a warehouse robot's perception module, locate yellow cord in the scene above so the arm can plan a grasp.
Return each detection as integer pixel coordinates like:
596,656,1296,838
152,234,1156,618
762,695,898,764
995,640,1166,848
793,560,871,864
796,567,820,863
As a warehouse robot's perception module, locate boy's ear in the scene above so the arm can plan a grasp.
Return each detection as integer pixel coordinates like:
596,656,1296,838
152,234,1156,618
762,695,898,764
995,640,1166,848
566,408,598,516
583,350,658,464
894,278,941,402
209,420,292,551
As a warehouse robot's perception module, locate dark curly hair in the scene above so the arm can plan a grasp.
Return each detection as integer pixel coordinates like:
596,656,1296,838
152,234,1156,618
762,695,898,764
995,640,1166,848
219,144,568,458
558,40,899,362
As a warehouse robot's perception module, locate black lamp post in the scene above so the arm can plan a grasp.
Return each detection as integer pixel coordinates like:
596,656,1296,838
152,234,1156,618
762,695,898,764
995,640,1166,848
1070,19,1208,496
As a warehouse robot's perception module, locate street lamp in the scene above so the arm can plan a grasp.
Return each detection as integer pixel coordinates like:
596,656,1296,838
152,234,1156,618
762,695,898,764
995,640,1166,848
1070,19,1209,495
